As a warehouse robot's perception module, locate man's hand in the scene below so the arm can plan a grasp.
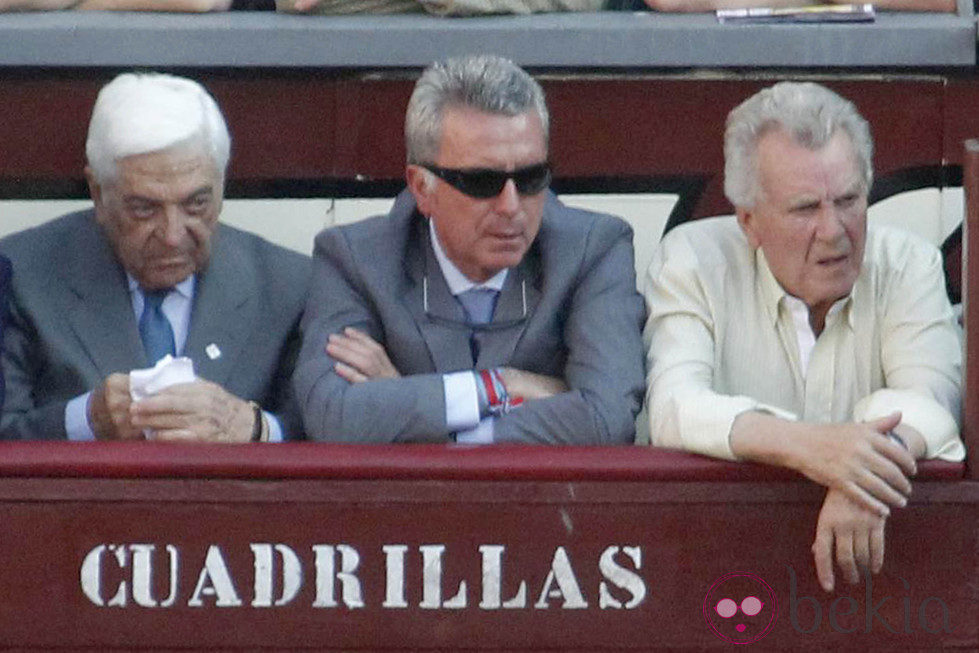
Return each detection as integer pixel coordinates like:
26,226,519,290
326,327,400,383
497,367,568,400
89,373,143,441
732,411,916,517
792,413,916,516
128,380,255,443
812,487,888,592
282,0,317,10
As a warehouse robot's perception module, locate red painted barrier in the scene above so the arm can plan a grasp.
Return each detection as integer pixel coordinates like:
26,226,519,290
0,444,973,650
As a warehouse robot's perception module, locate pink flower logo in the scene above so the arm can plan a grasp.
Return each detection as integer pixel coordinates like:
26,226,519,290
703,572,778,644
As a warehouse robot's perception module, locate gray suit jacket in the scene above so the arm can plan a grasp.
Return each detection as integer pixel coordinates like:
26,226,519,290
0,210,310,441
294,190,646,444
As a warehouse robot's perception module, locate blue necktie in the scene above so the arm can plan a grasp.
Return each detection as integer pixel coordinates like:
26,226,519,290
139,288,176,364
457,288,499,363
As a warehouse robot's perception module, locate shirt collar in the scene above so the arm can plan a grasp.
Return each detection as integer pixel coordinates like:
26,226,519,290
755,247,853,329
756,248,786,327
428,218,508,295
782,293,849,331
126,273,196,299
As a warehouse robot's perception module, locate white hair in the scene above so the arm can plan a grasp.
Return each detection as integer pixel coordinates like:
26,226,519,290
85,72,231,183
724,81,873,209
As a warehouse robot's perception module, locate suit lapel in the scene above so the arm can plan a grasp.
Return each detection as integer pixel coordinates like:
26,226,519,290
402,216,475,372
64,214,145,375
183,226,252,386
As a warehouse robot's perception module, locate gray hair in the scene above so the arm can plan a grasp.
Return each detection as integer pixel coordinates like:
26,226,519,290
724,81,873,208
405,54,549,164
86,72,231,183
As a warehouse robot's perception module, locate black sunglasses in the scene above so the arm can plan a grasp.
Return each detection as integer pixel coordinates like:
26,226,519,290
422,162,552,199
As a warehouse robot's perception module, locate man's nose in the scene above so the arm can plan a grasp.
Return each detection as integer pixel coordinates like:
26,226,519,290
815,204,847,242
159,207,188,246
492,178,521,217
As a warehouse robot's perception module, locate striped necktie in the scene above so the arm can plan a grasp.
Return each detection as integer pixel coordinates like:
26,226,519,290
457,287,499,363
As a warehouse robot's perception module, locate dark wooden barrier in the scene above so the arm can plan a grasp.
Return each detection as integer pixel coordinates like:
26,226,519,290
963,139,979,484
0,443,973,650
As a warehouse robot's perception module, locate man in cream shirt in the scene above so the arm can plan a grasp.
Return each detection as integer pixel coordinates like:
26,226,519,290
644,82,963,592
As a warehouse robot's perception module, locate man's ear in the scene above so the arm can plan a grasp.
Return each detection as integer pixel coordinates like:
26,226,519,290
406,164,435,216
84,166,106,223
736,207,761,249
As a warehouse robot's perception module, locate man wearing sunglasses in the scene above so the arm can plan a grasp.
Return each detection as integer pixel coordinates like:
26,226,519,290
295,54,645,444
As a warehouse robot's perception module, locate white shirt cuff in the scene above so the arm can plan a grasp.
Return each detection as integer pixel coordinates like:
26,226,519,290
443,371,481,431
456,416,495,444
854,389,965,461
656,391,796,460
65,392,96,441
263,411,284,443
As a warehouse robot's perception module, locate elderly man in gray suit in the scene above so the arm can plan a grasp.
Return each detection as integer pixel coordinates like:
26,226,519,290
0,73,308,442
295,54,645,444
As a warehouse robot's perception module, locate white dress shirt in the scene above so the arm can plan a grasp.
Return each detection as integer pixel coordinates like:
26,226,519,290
643,217,964,461
430,220,507,443
65,275,283,442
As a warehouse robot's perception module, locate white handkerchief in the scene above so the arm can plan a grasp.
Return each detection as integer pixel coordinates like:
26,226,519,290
129,355,196,439
129,355,196,402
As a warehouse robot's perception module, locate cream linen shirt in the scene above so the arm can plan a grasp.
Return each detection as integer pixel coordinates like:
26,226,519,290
642,216,964,462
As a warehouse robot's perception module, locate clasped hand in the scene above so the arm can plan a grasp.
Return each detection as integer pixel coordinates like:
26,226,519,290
791,413,918,593
327,327,401,383
792,412,916,517
89,374,255,442
326,328,568,400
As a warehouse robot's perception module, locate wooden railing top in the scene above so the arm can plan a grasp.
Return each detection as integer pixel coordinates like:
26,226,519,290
0,442,963,482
